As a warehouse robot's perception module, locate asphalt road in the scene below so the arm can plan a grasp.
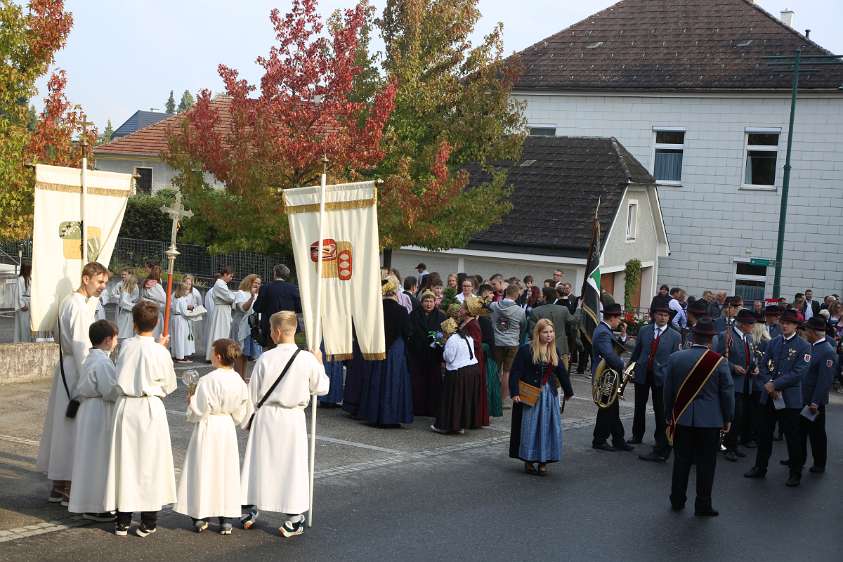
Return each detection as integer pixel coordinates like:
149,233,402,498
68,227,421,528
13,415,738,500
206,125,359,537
0,364,841,562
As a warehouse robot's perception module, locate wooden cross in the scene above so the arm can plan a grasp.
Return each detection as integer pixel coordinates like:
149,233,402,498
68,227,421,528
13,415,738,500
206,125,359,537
159,191,193,339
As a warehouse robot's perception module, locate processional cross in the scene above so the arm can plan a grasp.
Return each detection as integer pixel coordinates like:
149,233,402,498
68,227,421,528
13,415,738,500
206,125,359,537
160,191,194,338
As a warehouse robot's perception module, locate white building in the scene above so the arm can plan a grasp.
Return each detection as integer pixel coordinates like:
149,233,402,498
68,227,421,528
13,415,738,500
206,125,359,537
510,0,843,302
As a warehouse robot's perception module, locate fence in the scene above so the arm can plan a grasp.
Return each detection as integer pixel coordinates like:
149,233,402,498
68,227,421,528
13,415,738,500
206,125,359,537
0,238,290,288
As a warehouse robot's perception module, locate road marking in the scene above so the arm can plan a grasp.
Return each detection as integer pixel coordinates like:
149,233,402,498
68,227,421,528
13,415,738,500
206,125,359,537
0,434,39,446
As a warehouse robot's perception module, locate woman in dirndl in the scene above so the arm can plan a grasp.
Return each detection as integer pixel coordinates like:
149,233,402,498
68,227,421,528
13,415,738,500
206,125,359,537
431,315,481,434
509,318,574,475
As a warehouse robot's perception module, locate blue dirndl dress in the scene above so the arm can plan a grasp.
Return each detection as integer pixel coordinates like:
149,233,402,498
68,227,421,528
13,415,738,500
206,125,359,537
518,382,562,463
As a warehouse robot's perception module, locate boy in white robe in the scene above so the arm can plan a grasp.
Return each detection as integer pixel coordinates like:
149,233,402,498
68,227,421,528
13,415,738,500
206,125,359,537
240,311,329,538
37,262,109,505
206,268,236,361
68,319,119,520
105,301,177,537
175,338,253,534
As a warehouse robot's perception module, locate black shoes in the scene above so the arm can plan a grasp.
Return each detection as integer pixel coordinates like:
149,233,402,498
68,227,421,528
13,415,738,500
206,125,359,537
744,466,767,479
639,451,668,463
734,449,747,458
809,465,826,474
724,451,738,462
614,442,635,452
785,474,801,487
627,437,643,445
779,459,791,466
742,440,757,449
694,508,719,517
592,442,615,452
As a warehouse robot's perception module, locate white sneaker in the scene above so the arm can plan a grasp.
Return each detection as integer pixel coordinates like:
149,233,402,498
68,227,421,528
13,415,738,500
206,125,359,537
279,517,304,538
135,524,157,538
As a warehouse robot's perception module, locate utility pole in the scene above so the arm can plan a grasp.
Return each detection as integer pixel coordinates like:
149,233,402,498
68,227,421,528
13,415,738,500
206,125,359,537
765,50,842,298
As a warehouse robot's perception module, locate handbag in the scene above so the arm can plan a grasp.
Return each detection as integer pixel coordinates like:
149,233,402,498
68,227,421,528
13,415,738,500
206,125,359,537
517,379,541,407
57,319,80,419
245,349,301,431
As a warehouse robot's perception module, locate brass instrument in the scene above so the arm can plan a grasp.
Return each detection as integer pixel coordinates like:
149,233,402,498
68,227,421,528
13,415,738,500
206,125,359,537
592,361,636,408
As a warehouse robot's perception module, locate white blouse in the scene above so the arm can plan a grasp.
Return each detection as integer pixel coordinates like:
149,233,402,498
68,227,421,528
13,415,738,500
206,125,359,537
443,333,478,371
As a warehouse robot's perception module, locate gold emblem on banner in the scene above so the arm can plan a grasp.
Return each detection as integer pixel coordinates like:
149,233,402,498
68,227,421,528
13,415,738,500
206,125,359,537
59,221,102,261
310,238,352,280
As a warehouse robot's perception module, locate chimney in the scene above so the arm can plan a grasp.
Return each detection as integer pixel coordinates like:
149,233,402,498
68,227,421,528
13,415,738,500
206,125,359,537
780,9,795,28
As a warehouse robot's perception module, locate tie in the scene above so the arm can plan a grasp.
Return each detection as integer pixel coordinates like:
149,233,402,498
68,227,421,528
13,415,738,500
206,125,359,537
647,328,661,372
743,336,750,372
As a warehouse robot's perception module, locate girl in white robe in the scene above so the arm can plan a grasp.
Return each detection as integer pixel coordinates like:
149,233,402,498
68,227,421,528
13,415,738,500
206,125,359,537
14,265,32,343
116,275,139,341
68,320,120,517
141,265,167,339
175,339,252,534
170,282,196,362
240,311,329,537
105,301,177,537
183,276,207,357
205,269,235,361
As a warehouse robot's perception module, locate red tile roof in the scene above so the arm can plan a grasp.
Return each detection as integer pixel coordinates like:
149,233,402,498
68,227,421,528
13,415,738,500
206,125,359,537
512,0,843,92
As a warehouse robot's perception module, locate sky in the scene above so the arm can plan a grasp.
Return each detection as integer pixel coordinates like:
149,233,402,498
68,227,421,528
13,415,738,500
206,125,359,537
33,0,843,131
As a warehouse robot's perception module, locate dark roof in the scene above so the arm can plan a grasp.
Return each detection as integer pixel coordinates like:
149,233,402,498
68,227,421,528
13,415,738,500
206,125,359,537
512,0,843,92
466,136,654,258
111,110,171,139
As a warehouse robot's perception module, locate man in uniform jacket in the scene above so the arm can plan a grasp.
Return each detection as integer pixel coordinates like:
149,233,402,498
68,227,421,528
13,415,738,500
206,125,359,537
591,303,634,452
630,306,682,461
253,264,302,349
664,318,734,516
794,317,838,473
764,304,783,340
714,308,757,461
529,287,575,367
682,299,710,349
745,309,811,487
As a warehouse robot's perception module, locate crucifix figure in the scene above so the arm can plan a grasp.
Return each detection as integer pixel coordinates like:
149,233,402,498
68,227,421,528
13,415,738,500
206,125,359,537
159,191,193,339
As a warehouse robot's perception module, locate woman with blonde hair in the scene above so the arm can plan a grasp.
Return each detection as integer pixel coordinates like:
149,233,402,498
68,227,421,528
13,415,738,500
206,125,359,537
509,319,574,475
231,274,261,376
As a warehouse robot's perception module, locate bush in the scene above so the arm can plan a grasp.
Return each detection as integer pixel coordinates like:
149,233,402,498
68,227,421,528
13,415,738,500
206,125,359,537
119,190,177,241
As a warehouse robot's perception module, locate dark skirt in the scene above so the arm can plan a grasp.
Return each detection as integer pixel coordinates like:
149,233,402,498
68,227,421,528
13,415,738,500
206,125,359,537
475,345,490,427
411,359,442,417
319,358,345,406
509,402,524,459
358,338,414,426
434,363,482,433
342,342,370,417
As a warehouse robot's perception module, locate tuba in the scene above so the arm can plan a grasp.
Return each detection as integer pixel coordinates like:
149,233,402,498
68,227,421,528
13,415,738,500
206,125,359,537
592,361,636,409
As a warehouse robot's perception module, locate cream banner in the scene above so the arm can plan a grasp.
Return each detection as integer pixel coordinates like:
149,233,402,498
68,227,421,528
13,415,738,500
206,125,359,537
283,180,385,360
30,164,133,332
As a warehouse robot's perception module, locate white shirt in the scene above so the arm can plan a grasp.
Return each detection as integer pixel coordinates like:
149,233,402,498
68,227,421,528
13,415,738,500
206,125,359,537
443,333,478,371
653,324,668,339
804,300,814,320
669,299,687,330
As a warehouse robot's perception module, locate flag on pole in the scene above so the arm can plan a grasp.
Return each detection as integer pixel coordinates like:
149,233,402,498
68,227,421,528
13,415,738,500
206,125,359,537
283,180,385,360
579,199,602,344
30,164,132,332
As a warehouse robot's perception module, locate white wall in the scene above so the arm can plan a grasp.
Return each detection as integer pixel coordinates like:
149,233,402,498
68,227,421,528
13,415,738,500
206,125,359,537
94,156,222,194
515,91,843,299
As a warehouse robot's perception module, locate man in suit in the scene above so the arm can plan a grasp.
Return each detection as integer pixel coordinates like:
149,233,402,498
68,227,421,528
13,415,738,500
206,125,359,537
745,309,812,487
792,317,838,473
764,304,783,340
713,296,739,333
682,299,710,349
715,308,757,462
555,283,578,315
402,276,420,312
664,318,734,517
802,289,820,320
529,287,575,368
253,264,302,350
591,303,634,452
630,306,682,461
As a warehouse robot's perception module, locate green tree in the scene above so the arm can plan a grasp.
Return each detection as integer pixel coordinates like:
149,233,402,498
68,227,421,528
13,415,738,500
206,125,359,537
165,90,176,114
100,119,113,144
0,0,74,240
370,0,525,256
177,90,194,113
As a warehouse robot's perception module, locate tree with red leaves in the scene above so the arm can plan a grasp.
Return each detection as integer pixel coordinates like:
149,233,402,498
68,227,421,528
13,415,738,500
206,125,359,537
167,0,396,253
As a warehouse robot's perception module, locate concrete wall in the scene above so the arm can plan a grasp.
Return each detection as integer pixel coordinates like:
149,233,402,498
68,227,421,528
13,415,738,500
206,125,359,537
0,343,57,384
514,91,843,299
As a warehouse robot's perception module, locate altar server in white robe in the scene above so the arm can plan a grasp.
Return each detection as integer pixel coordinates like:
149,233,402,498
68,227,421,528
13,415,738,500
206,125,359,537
14,264,32,343
105,300,177,537
240,311,329,538
206,268,236,361
141,265,167,339
37,262,109,505
175,338,252,534
116,274,139,342
68,320,120,519
171,281,196,362
183,275,207,357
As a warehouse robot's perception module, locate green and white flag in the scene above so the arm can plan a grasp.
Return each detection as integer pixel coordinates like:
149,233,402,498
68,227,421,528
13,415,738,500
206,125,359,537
580,200,601,344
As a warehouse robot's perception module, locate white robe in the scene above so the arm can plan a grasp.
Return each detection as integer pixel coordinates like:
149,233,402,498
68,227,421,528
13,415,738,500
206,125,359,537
141,282,167,339
68,349,120,513
116,286,139,340
230,290,255,345
14,276,31,343
104,335,177,512
240,344,329,514
170,295,196,360
189,288,208,357
36,292,98,480
205,280,234,360
174,368,253,519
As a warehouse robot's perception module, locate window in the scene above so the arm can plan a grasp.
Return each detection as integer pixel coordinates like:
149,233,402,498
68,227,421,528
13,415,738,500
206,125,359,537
528,126,556,137
734,260,767,306
653,129,685,184
743,130,780,189
135,167,153,194
626,201,638,241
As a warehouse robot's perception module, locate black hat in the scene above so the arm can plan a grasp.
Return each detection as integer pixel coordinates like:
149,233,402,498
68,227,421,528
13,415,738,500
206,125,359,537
688,299,709,318
735,309,757,325
415,263,427,270
764,305,781,316
652,305,671,315
603,303,623,317
779,309,801,325
805,317,827,331
692,318,718,336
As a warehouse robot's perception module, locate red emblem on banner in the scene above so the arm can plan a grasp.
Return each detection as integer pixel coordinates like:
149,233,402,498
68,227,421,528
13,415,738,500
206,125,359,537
310,238,352,280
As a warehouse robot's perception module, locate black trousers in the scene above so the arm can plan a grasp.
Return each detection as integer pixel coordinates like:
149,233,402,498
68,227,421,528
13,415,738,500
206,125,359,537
798,405,827,469
632,378,669,453
724,391,756,450
670,426,720,509
753,402,803,474
117,511,157,528
577,336,592,373
593,400,626,447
